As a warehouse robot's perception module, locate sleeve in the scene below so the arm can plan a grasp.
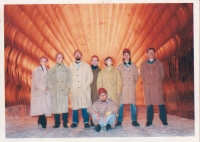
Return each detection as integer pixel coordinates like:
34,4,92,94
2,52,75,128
96,71,103,90
140,63,144,79
160,62,165,80
32,69,46,91
133,64,139,82
84,64,93,89
109,101,119,114
46,68,54,89
116,69,122,94
66,67,72,89
87,102,98,115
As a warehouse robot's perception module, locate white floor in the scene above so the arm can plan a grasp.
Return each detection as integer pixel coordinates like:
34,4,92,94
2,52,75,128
5,107,194,138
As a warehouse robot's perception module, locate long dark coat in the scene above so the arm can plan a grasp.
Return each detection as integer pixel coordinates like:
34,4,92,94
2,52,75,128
90,66,101,103
140,59,165,105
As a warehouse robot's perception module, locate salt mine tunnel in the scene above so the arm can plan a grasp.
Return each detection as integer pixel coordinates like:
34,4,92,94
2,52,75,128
4,4,194,119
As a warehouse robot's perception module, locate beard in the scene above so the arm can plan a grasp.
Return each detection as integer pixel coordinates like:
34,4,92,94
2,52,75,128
76,57,81,61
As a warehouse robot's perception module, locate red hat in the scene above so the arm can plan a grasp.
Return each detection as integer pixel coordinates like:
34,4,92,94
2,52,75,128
91,55,99,61
39,56,48,62
98,88,107,95
123,48,130,54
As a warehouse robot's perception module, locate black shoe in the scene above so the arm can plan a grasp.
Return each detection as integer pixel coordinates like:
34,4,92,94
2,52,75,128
70,123,78,128
93,124,101,132
91,120,95,126
106,124,112,131
162,121,168,126
132,121,140,127
145,121,152,127
53,124,60,128
63,123,69,128
84,123,90,128
116,121,122,126
38,115,47,128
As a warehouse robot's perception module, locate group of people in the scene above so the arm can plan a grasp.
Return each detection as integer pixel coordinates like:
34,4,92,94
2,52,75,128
30,47,168,132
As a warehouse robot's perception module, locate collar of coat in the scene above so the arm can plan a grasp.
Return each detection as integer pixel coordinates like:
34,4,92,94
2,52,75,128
105,65,114,71
51,63,66,73
147,58,156,64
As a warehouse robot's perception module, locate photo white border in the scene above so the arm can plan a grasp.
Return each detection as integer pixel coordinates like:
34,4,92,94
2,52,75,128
0,0,199,142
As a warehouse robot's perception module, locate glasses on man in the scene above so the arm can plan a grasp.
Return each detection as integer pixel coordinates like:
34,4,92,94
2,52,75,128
99,93,107,98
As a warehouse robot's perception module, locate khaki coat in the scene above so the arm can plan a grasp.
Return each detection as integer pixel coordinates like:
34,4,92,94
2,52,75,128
70,61,93,110
140,59,165,105
117,63,138,104
46,63,72,113
97,66,122,106
30,66,51,116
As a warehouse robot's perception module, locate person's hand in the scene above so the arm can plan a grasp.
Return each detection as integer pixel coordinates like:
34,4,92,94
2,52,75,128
105,111,111,116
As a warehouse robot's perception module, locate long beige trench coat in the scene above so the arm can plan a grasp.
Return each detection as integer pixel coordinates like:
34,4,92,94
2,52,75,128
30,66,51,116
70,61,93,110
140,59,165,105
46,63,72,114
97,66,122,106
117,63,138,104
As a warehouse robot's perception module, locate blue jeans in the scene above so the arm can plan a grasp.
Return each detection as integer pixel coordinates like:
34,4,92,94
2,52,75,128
54,113,68,124
147,104,167,123
117,104,137,122
91,114,116,127
72,108,89,124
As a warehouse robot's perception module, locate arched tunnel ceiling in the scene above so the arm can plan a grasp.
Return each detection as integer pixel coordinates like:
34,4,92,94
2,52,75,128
4,3,193,91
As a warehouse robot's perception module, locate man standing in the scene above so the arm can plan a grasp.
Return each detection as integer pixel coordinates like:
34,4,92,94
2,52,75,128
140,47,168,126
70,50,93,128
87,88,118,132
116,48,140,127
90,55,101,126
30,57,51,129
97,56,122,106
46,53,72,128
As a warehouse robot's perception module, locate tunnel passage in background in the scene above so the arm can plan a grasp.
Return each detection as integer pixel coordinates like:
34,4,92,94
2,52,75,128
4,3,194,119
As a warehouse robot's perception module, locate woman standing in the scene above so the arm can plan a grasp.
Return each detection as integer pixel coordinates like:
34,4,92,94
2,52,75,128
97,56,122,106
30,57,51,129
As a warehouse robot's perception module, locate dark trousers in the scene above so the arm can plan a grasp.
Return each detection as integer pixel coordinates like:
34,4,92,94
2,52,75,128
72,108,89,124
38,114,47,128
54,113,68,125
147,104,167,123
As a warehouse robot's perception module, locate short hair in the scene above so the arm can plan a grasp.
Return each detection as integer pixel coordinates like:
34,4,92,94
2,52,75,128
147,47,156,53
91,55,99,61
104,56,113,66
74,50,82,56
55,52,64,59
39,56,48,62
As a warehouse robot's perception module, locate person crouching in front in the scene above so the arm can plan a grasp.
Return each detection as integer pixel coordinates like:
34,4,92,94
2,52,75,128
87,88,118,132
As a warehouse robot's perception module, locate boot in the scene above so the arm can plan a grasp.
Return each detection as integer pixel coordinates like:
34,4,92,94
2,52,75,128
91,120,95,126
93,124,101,132
42,115,47,128
115,121,122,126
70,123,78,128
63,123,69,128
132,121,140,127
106,124,112,131
84,123,90,128
53,123,60,128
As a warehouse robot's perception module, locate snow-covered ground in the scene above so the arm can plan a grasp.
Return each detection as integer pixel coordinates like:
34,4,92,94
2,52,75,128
6,106,194,138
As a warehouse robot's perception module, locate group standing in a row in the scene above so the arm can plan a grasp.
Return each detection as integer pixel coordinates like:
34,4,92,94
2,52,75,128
30,47,168,131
